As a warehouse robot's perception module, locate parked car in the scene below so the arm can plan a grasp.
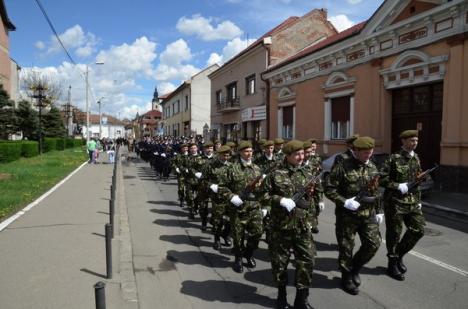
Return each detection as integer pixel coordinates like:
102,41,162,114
321,152,434,196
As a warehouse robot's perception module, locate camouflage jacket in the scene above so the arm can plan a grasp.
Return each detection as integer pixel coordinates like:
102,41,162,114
332,149,353,169
274,150,285,162
254,154,280,174
171,153,188,175
306,154,322,172
325,156,382,216
219,159,266,212
205,158,231,204
264,161,315,231
185,154,205,186
301,162,324,206
380,149,422,205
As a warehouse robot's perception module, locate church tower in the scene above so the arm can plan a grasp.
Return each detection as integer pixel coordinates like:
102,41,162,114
151,86,161,111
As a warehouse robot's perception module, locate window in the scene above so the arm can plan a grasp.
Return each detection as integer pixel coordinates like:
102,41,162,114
282,106,294,139
215,90,222,104
331,96,350,139
245,74,255,95
167,106,171,117
185,95,189,111
226,82,237,101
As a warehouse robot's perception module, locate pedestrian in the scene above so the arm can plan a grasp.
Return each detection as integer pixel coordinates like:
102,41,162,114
380,129,425,281
107,142,115,164
87,138,97,164
325,136,383,295
264,140,316,309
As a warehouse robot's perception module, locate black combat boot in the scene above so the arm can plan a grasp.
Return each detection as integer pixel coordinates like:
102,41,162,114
188,209,195,220
351,261,362,287
213,236,221,251
293,288,313,309
311,227,319,234
276,285,290,309
222,224,232,246
341,271,359,295
244,248,256,268
397,255,407,274
387,258,405,281
201,216,207,232
233,255,243,273
179,199,183,207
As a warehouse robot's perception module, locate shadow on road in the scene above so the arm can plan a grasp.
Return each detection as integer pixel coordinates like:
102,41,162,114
80,268,107,279
167,249,232,269
160,234,213,248
148,201,180,207
315,241,338,252
180,279,275,308
153,218,200,230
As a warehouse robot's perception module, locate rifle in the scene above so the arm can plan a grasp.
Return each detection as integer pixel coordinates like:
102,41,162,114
407,164,439,191
292,172,324,204
239,174,266,201
355,172,383,203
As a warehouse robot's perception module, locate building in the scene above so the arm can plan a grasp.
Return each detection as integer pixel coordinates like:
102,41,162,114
82,114,126,139
161,64,219,137
262,0,468,192
0,0,15,96
208,9,337,142
137,109,162,138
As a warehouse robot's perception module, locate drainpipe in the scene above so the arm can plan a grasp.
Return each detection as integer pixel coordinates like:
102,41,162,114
261,37,272,139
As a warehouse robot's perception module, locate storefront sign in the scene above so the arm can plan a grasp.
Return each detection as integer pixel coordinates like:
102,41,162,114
241,106,266,122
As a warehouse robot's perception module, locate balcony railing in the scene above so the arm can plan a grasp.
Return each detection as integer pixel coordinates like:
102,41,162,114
217,97,240,112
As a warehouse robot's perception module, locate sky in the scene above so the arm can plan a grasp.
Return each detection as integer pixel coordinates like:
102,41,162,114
6,0,383,120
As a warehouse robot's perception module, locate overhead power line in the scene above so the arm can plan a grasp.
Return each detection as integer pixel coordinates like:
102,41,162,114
33,0,76,65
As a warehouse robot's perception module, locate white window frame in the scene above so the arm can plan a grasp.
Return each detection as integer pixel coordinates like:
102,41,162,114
323,91,354,141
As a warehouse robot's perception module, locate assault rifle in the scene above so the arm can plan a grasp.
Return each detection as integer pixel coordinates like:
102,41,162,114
292,172,324,205
355,172,383,203
239,174,267,201
407,164,439,192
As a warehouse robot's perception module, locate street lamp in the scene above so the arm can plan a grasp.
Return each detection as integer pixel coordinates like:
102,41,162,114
97,97,104,138
85,61,104,143
31,85,47,154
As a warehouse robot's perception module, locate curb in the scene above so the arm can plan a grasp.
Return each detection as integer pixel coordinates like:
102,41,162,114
422,202,468,218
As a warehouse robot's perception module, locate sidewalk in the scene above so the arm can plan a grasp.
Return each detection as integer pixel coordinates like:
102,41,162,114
0,152,129,309
422,191,468,219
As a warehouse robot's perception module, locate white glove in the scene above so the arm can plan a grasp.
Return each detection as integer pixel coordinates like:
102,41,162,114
417,203,422,209
161,153,166,157
194,172,202,179
375,214,384,225
280,198,296,212
174,152,177,156
344,197,361,211
154,152,159,155
262,174,267,179
210,184,219,193
261,209,268,218
230,195,243,207
318,202,325,212
175,167,180,174
398,183,409,194
185,169,189,173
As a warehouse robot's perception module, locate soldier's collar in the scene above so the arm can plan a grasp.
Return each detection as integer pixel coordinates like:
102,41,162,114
265,153,274,160
240,157,252,166
401,147,415,157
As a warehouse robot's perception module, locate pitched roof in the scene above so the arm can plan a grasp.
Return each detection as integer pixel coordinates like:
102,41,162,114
142,110,162,118
0,0,15,31
89,114,125,125
264,21,367,74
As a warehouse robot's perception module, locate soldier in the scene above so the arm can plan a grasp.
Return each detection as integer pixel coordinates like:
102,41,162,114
172,143,189,207
254,138,267,161
332,134,359,169
264,140,316,309
214,139,222,152
303,140,325,234
197,141,216,231
380,130,425,281
325,136,383,295
274,138,285,162
184,142,203,219
254,140,279,174
206,145,233,250
219,140,265,273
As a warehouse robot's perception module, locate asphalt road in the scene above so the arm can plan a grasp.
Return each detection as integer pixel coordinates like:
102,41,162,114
123,158,468,309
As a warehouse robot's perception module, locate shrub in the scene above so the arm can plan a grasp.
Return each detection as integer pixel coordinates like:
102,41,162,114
65,138,74,148
74,139,84,147
21,141,39,158
55,138,65,151
43,138,57,152
0,141,22,163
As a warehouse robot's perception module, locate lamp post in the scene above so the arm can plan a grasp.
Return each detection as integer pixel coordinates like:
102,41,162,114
97,97,104,138
85,61,104,143
31,85,47,154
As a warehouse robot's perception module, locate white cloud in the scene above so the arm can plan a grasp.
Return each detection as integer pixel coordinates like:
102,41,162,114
42,24,99,58
206,53,222,66
159,39,192,66
347,0,362,4
329,14,355,32
35,41,45,50
205,37,256,65
177,14,243,41
158,82,177,95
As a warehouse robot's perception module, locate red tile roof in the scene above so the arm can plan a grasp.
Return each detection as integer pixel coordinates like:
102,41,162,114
89,114,125,125
264,21,367,74
142,110,162,118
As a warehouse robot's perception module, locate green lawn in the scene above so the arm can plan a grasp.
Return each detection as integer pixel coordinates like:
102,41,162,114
0,148,87,222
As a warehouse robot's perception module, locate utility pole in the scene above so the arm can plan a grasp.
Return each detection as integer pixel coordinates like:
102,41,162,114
67,86,73,137
32,85,47,155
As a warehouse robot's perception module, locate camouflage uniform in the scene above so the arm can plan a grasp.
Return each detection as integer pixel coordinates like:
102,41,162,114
184,153,205,218
303,154,324,232
380,149,425,268
197,154,216,229
325,157,382,276
264,161,316,290
171,152,188,204
219,158,265,270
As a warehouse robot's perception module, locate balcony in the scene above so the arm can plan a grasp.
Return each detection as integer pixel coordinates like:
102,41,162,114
217,97,240,112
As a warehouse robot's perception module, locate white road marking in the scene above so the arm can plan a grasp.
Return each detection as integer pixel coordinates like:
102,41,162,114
0,161,88,232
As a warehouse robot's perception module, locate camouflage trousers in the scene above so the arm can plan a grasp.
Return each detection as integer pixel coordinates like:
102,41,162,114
269,228,316,289
176,176,186,201
335,212,381,272
212,201,229,236
184,183,198,212
384,201,425,258
230,206,263,256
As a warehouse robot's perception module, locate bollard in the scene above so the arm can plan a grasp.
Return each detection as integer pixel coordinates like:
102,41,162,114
94,281,106,309
109,199,114,238
110,184,115,202
105,224,112,279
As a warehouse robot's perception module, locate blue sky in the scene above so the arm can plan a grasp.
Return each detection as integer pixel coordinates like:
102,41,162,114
6,0,383,119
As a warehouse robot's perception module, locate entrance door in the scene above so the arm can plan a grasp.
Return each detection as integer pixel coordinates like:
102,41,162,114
392,82,443,170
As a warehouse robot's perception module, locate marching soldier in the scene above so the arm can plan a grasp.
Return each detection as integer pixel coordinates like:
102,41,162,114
206,145,233,250
219,140,265,273
325,136,383,295
303,140,325,234
380,130,426,281
172,143,189,207
274,138,285,162
254,140,279,174
264,140,317,309
197,141,216,231
184,142,203,219
332,134,359,168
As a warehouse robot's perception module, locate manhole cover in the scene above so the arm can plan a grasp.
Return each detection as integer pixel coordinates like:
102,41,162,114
424,227,442,236
123,175,136,179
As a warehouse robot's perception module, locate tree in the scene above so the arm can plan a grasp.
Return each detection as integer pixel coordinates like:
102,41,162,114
0,84,19,140
16,100,39,140
42,105,65,137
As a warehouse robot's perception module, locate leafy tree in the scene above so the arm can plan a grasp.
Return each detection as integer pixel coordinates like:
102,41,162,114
16,100,38,140
0,84,19,139
42,105,65,137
